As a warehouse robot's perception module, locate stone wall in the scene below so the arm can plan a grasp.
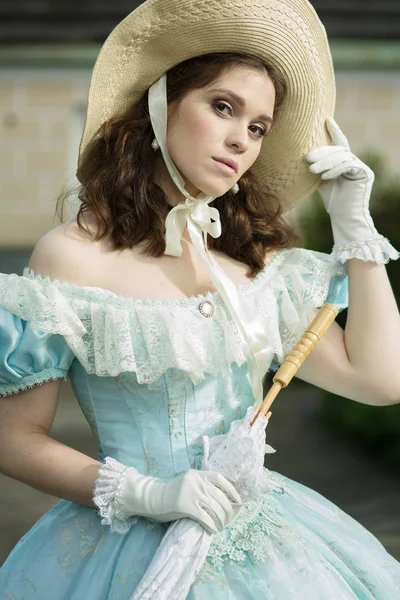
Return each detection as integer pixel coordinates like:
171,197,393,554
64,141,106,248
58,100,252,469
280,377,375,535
0,68,87,246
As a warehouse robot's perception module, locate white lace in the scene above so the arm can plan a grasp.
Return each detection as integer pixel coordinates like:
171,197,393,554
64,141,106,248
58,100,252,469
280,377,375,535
201,405,273,501
92,457,138,534
131,405,277,599
332,235,399,264
0,248,348,385
131,518,213,600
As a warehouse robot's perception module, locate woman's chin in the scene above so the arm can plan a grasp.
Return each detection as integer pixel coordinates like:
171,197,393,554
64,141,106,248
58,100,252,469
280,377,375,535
183,174,232,198
196,184,231,198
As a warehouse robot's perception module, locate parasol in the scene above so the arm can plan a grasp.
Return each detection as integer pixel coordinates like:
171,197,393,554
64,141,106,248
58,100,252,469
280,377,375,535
131,303,339,600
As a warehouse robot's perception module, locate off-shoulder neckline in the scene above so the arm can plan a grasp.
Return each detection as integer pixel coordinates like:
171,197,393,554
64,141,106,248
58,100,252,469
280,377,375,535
22,248,291,309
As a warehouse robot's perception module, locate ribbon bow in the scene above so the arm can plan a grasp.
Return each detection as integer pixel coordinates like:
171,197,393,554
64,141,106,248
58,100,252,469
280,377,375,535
165,198,221,257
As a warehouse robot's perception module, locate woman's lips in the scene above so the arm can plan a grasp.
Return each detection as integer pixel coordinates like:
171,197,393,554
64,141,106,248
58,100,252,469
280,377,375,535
212,158,237,176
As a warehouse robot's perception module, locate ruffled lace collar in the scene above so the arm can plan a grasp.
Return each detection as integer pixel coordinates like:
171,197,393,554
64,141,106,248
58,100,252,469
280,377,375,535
0,248,347,385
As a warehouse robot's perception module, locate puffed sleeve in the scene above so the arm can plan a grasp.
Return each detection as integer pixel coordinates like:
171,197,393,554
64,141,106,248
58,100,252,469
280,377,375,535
268,248,348,371
0,306,75,397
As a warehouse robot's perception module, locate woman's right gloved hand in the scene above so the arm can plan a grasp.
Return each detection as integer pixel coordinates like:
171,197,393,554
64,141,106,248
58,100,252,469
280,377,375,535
93,457,242,535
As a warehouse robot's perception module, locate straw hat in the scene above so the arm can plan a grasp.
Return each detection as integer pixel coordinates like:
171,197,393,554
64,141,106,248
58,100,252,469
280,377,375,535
78,0,336,211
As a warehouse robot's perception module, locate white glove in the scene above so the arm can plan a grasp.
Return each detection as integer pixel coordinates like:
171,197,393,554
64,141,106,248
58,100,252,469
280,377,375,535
93,457,242,535
306,117,399,264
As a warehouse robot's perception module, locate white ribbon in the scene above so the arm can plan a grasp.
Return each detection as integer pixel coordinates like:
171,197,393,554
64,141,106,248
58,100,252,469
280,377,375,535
164,198,221,257
148,75,270,406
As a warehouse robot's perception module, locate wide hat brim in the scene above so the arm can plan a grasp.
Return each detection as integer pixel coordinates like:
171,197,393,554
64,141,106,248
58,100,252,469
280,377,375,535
78,0,336,212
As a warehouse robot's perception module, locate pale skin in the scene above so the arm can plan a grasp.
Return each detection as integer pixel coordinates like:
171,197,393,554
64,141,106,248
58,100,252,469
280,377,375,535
0,65,399,510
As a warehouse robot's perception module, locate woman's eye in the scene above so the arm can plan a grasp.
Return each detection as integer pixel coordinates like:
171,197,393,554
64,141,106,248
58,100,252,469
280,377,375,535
213,101,232,116
213,101,267,139
249,124,267,138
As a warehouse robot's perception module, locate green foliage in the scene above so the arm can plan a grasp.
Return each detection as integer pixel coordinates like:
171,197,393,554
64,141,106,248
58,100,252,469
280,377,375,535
298,151,400,466
314,394,400,466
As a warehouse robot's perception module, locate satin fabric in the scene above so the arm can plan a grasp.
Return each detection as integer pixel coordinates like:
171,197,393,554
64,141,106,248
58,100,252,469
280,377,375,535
0,308,73,393
1,251,400,598
1,349,400,599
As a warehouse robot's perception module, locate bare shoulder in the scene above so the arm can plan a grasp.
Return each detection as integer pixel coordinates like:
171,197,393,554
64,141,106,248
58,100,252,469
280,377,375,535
28,218,105,286
263,248,280,267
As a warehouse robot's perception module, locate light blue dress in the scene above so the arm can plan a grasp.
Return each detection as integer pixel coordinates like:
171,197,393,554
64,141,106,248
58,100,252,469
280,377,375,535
0,248,399,599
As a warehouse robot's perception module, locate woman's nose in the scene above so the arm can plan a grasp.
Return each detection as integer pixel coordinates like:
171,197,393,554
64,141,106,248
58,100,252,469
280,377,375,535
227,128,249,153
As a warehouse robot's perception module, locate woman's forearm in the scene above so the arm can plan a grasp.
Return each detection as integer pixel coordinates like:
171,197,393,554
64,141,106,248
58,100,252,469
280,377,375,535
344,258,400,402
0,430,102,507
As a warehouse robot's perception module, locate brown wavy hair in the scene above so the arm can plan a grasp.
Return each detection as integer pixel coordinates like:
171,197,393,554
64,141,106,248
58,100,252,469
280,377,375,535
57,53,302,277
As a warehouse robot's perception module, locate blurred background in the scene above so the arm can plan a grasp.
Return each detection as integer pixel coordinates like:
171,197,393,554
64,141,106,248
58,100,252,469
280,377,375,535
0,0,399,566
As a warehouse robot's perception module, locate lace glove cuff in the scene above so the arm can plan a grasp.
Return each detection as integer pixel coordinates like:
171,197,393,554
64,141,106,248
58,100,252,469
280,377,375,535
331,234,400,265
329,213,399,265
93,456,138,534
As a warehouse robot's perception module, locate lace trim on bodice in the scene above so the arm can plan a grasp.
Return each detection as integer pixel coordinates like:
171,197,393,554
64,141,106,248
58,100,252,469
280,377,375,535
0,248,347,384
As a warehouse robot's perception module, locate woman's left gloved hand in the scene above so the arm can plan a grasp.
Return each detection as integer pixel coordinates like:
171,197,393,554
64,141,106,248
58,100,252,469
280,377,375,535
305,117,399,264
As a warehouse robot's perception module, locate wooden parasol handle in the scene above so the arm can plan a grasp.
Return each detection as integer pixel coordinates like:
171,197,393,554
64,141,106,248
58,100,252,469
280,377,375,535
250,303,339,427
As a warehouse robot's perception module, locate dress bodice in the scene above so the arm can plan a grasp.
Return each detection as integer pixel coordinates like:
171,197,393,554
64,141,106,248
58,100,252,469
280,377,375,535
69,360,255,476
0,247,348,473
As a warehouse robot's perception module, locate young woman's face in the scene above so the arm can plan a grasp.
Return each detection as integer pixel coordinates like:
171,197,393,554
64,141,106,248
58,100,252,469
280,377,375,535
166,65,276,198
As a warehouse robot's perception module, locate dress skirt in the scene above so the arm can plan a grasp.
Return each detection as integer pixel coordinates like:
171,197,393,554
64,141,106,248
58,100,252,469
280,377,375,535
1,470,399,599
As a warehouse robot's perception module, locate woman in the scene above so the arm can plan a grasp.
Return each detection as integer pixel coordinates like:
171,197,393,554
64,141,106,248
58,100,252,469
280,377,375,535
0,0,400,598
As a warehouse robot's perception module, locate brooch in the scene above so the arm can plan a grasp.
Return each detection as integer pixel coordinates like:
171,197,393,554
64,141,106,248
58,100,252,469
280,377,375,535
198,300,215,318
